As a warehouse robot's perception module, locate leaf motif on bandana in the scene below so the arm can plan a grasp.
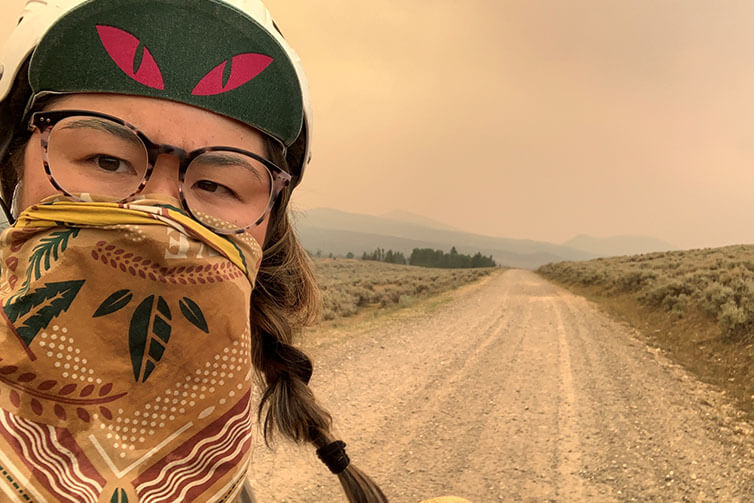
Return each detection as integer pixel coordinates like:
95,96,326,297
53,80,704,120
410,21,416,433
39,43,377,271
13,229,80,301
129,295,172,383
179,297,209,334
93,289,134,317
110,488,129,503
3,280,85,346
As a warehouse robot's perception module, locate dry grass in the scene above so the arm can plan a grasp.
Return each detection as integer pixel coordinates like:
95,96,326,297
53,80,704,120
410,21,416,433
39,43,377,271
537,245,754,419
312,258,496,321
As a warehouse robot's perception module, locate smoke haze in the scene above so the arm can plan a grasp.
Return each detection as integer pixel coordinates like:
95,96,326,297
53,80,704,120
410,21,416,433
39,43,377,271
3,0,754,249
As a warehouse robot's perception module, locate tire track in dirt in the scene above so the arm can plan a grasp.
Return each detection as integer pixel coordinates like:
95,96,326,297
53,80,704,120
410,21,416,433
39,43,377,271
556,292,754,502
390,295,528,501
553,301,585,502
248,269,754,503
452,294,556,503
347,275,527,502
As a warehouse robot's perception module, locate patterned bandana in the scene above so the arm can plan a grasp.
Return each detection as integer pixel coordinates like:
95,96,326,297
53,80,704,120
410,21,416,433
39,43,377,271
0,196,262,502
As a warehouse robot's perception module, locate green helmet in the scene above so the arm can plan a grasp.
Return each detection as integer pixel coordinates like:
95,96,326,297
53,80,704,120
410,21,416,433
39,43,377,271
0,0,312,189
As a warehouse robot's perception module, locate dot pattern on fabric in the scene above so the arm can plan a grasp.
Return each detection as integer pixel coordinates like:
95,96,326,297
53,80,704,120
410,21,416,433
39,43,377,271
38,326,99,383
101,328,251,455
193,211,239,232
190,210,262,262
235,232,259,249
104,224,147,243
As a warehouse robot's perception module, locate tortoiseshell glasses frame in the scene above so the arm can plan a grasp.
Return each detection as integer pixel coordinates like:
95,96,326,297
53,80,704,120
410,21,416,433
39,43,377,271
24,109,291,234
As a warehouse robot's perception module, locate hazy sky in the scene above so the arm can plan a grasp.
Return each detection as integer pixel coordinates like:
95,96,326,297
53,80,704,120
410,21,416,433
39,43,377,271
3,0,754,249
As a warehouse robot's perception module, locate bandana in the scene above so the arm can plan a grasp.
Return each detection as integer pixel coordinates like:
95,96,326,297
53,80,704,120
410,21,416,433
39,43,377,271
0,197,262,502
28,0,304,146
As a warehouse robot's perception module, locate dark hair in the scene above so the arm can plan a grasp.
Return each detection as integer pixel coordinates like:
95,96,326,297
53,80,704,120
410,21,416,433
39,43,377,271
0,57,33,204
249,138,388,502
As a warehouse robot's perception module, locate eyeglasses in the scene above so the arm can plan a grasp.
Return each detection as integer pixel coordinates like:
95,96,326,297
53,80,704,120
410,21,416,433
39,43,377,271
27,110,291,234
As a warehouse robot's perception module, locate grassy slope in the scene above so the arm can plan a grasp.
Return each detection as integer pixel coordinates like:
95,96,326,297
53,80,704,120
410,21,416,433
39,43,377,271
537,245,754,419
312,258,498,321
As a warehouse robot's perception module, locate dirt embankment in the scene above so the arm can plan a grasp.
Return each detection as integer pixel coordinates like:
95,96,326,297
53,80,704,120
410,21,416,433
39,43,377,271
248,270,754,503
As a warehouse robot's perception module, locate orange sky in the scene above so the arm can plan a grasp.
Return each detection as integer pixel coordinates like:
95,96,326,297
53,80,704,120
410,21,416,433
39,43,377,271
3,0,754,249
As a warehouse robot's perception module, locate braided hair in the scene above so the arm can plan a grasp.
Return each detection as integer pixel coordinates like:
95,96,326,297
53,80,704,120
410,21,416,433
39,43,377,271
248,138,388,502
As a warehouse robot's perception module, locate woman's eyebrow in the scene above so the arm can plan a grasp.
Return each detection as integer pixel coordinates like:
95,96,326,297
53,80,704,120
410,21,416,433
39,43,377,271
193,152,265,181
60,118,143,148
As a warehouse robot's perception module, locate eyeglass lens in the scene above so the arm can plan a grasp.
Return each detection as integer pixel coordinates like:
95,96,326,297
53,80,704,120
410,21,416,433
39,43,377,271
45,116,274,231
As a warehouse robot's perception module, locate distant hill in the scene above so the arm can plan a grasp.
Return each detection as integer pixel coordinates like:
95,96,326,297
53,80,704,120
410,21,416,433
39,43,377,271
379,210,459,231
563,234,677,257
292,208,597,269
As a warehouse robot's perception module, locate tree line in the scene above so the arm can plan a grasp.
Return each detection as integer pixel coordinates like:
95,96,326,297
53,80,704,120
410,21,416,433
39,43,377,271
361,248,408,264
359,247,496,268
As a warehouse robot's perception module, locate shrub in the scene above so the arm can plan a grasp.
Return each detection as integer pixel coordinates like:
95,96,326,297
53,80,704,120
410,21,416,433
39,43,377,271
537,244,754,341
718,300,750,340
701,282,735,317
312,258,494,322
639,280,694,309
614,270,657,292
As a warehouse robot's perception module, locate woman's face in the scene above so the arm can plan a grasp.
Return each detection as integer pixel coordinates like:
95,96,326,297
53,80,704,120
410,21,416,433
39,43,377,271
20,93,272,245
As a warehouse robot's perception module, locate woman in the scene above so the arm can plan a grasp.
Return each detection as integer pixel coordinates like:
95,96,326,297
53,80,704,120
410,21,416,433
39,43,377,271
0,0,386,501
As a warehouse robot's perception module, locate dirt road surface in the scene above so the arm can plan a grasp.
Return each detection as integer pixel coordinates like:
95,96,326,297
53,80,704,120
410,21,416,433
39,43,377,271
247,269,754,503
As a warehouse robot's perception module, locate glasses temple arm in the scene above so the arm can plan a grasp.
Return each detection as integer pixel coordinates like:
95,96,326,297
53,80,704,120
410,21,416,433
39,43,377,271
0,196,16,227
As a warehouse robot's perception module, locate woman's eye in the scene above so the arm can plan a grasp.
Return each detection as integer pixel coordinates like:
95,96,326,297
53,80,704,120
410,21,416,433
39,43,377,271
90,155,131,173
194,180,236,197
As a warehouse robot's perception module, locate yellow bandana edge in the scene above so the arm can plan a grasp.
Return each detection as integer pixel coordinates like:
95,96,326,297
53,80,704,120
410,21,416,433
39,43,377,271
14,202,248,274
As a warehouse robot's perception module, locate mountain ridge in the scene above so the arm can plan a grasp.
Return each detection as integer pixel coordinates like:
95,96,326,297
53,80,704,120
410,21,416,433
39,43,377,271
292,207,673,269
563,234,677,257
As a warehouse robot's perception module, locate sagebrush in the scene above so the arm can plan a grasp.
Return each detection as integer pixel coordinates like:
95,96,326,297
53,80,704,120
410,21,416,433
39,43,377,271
313,258,495,321
537,245,754,341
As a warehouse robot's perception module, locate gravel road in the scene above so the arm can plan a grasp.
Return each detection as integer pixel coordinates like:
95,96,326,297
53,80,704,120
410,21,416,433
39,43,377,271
247,269,754,503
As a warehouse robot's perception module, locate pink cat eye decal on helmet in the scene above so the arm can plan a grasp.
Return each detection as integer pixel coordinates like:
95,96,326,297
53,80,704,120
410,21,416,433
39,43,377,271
192,53,273,96
96,25,165,90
